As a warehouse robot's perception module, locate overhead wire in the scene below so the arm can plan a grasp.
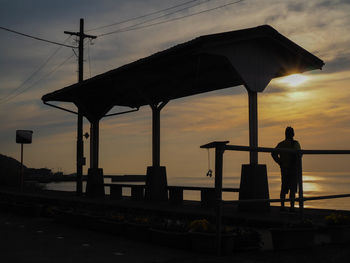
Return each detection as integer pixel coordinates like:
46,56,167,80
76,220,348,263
87,0,202,32
97,0,215,37
0,0,246,104
0,26,77,48
0,36,73,103
87,39,92,78
0,36,73,102
97,0,245,37
0,52,75,104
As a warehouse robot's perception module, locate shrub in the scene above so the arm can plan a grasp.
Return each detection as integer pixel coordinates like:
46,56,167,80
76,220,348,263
188,219,212,232
325,213,350,225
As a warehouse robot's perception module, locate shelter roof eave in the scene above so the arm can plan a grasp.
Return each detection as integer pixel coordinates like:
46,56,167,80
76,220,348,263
42,25,324,110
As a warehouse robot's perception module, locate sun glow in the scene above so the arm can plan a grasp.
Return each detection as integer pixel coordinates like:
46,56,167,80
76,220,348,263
302,175,322,192
288,91,310,100
278,74,308,87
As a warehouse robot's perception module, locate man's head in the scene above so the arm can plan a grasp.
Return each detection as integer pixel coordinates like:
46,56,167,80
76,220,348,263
285,126,294,139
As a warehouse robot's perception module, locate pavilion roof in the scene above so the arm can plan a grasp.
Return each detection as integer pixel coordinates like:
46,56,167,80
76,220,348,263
42,25,324,120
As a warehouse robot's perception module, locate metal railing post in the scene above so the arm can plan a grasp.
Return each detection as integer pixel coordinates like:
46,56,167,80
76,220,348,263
298,153,304,218
214,142,226,256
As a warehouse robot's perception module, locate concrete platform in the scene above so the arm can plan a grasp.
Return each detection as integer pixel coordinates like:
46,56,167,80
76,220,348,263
1,208,350,263
1,187,346,227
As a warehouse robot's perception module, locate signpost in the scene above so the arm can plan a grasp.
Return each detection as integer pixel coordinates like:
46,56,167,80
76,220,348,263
16,130,33,191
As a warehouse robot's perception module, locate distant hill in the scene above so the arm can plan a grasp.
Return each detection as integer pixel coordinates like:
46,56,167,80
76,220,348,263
0,154,76,185
0,153,25,186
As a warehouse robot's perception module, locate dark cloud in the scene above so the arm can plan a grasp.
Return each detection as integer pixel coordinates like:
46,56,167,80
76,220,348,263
313,0,350,9
287,2,306,12
0,0,124,27
264,13,286,25
260,119,281,129
264,85,286,94
323,56,350,73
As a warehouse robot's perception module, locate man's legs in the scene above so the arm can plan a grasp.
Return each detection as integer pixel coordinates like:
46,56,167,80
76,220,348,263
280,171,287,211
280,190,286,211
290,190,295,212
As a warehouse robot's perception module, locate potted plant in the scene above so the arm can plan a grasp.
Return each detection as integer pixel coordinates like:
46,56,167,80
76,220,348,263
232,227,262,251
149,218,190,249
188,219,238,255
324,213,350,243
270,219,316,250
99,212,126,235
124,215,151,241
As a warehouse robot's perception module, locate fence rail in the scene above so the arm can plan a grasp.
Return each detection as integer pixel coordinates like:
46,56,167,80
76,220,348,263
222,144,350,155
222,193,350,205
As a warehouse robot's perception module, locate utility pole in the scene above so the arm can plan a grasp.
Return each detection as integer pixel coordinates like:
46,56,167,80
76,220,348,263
65,19,96,195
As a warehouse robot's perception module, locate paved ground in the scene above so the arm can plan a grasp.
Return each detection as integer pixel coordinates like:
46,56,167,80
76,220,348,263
0,211,196,263
1,188,350,263
1,210,350,263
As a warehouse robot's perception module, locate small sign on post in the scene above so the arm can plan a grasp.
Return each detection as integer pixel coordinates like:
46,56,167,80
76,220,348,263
16,130,33,191
16,130,33,144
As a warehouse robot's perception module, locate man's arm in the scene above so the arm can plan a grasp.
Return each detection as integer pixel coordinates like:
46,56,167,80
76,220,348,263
295,141,302,180
271,144,280,164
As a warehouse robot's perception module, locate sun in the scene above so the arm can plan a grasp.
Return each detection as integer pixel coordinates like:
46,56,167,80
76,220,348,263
278,74,308,87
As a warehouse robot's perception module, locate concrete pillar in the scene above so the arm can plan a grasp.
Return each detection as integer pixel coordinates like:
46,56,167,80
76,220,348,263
146,101,169,201
152,106,161,167
248,90,258,164
86,119,104,197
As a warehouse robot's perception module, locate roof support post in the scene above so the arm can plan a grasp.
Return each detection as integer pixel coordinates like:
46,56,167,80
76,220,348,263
150,101,168,167
146,101,169,202
152,106,160,168
248,90,258,165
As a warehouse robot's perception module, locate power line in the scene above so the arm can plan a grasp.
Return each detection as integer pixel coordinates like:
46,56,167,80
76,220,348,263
0,36,72,103
98,0,245,37
0,0,245,103
98,0,214,37
0,26,77,48
87,40,92,78
124,0,245,33
0,53,75,105
87,0,202,32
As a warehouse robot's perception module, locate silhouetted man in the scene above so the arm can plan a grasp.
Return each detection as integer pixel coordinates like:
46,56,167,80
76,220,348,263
271,127,301,212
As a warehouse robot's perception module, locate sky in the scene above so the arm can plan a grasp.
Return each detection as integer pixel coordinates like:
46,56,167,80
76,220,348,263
1,0,350,183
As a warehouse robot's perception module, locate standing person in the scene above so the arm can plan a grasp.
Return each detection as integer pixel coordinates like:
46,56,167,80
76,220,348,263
271,127,301,212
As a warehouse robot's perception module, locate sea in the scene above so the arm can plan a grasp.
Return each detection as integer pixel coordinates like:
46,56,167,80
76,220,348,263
44,171,350,211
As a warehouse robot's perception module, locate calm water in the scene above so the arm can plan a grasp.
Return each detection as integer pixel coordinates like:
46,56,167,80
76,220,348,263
44,171,350,211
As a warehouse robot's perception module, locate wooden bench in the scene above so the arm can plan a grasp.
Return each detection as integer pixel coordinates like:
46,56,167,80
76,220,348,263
130,185,145,201
107,183,238,204
110,175,146,183
168,186,239,206
168,187,184,203
109,184,122,200
106,183,145,200
105,175,146,200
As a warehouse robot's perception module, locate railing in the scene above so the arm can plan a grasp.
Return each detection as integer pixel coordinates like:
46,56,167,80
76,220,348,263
200,141,350,256
201,141,350,213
